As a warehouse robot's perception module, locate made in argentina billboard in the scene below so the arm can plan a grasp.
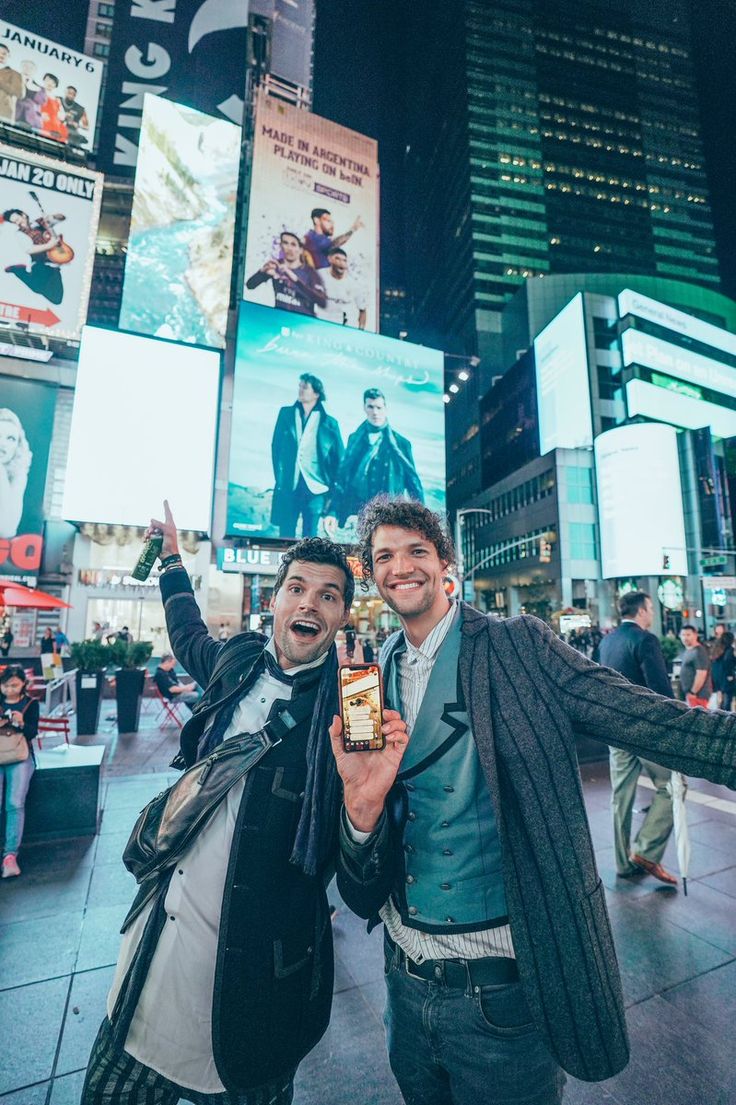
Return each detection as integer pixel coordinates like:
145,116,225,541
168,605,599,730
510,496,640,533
119,95,240,348
0,376,56,584
0,20,103,152
243,91,379,332
226,302,445,543
0,144,103,338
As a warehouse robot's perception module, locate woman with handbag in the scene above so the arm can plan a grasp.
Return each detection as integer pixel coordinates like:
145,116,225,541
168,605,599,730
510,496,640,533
0,665,39,878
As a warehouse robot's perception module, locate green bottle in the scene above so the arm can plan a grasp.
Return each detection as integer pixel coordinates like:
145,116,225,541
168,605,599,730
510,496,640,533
131,530,163,581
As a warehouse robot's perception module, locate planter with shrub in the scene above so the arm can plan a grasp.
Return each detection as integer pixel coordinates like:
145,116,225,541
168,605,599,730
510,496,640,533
109,639,154,733
70,639,110,736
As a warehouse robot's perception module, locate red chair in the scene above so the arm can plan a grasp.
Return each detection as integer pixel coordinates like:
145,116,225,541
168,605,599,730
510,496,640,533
154,683,185,729
37,715,71,750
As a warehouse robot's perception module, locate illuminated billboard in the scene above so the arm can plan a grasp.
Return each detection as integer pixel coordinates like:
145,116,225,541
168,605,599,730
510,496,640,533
0,20,103,151
621,329,736,402
625,378,736,440
0,376,55,584
226,302,444,542
595,423,687,579
0,144,102,338
534,293,592,455
63,327,220,531
119,95,240,349
243,91,379,332
618,289,736,359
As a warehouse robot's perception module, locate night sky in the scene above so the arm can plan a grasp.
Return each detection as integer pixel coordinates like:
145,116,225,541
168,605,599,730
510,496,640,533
7,0,736,297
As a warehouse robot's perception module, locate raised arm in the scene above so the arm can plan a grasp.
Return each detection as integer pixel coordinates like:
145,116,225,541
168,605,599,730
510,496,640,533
523,617,736,788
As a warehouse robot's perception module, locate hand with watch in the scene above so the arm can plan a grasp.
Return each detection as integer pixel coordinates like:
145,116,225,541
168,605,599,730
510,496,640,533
146,499,183,573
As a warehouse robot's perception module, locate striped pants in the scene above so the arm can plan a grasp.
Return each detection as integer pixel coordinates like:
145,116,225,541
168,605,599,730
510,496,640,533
81,1018,295,1105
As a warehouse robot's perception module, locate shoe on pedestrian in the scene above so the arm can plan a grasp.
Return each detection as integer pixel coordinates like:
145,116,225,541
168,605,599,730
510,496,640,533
1,854,21,878
629,853,678,886
616,866,644,879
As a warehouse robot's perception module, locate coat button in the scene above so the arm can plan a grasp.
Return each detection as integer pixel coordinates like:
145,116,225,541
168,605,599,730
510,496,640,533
440,820,449,828
407,811,417,821
404,843,414,854
408,906,418,916
405,782,415,791
442,849,453,856
440,883,452,891
446,916,455,923
443,785,454,793
406,874,415,885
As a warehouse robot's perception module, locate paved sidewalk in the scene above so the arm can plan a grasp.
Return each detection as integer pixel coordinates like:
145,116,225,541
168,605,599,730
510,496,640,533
1,713,735,1104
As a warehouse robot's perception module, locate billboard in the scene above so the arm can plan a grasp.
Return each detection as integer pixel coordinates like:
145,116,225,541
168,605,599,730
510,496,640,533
534,293,592,455
625,378,736,440
0,376,56,584
0,20,103,151
243,92,379,332
618,289,736,359
98,0,249,174
595,423,687,579
226,302,444,542
621,329,736,402
119,95,240,349
62,327,220,531
0,144,102,338
250,1,314,89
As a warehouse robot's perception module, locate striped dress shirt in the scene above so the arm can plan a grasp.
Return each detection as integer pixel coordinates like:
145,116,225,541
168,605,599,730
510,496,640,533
378,601,516,962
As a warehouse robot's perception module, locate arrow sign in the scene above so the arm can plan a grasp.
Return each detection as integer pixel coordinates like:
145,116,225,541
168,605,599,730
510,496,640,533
0,301,60,328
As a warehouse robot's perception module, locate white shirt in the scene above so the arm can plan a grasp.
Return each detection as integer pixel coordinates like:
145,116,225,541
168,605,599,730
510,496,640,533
294,406,329,495
352,602,516,962
314,268,366,326
107,639,328,1093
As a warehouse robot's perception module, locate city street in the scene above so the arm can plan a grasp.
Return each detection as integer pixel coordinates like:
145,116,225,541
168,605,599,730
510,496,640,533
1,715,735,1105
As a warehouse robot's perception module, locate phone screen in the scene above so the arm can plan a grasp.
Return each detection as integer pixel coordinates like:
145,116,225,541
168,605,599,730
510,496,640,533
340,664,384,751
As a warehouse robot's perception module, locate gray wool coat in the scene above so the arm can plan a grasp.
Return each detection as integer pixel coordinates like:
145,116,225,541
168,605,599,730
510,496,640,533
337,605,736,1082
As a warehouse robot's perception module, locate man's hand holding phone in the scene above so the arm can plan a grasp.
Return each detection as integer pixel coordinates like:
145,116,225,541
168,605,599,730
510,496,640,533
329,709,409,833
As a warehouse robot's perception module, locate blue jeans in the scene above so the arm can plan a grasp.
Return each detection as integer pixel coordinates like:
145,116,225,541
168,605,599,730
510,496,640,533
383,937,565,1105
0,756,35,855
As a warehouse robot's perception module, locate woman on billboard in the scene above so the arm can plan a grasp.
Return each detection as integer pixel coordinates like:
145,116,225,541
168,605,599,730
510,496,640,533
0,408,31,539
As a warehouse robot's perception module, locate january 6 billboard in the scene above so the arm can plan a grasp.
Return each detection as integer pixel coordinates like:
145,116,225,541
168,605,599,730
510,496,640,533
119,95,240,349
226,302,445,542
243,91,380,332
0,144,102,338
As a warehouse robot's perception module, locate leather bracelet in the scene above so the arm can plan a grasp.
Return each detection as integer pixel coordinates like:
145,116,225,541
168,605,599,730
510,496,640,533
159,553,183,569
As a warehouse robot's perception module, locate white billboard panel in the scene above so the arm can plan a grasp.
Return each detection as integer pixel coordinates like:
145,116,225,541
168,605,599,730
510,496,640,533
595,422,687,579
625,379,736,440
0,20,103,151
618,289,736,359
63,327,220,531
621,330,736,402
243,91,380,332
0,144,102,338
534,293,592,455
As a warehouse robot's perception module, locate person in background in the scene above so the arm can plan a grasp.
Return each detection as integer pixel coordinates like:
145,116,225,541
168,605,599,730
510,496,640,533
40,626,56,681
0,665,39,879
711,630,736,711
217,623,230,642
0,624,13,657
116,626,132,644
54,627,70,657
679,624,712,707
39,72,67,142
0,44,23,123
362,637,375,663
59,84,89,145
153,654,199,712
599,591,678,886
345,624,357,660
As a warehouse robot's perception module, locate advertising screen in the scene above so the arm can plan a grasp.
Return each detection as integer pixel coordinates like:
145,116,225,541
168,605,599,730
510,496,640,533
243,92,380,332
621,329,736,402
98,0,248,174
534,293,592,455
618,289,736,359
250,1,314,89
119,95,240,349
0,376,56,584
63,327,220,531
0,20,103,151
595,423,687,579
0,144,102,338
625,378,736,440
226,302,444,542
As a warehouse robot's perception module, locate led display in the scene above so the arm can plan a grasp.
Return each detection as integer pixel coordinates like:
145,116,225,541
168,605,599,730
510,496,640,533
534,293,592,455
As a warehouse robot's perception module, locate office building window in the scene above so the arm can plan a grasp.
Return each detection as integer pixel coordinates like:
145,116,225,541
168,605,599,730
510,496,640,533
567,467,594,504
569,522,597,560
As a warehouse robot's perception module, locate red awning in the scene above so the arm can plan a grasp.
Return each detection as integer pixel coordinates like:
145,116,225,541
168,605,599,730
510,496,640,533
0,584,72,609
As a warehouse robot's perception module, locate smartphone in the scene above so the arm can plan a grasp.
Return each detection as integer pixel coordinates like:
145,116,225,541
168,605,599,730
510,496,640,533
339,663,385,752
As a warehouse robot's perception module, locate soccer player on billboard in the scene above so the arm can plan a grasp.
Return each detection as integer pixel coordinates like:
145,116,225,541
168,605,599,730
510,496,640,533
303,207,364,270
314,246,367,330
245,230,326,316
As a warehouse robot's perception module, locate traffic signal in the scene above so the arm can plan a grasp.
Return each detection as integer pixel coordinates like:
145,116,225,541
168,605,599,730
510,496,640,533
539,538,552,564
662,553,671,570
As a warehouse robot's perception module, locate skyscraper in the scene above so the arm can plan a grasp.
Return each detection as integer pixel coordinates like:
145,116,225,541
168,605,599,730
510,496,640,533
402,0,720,504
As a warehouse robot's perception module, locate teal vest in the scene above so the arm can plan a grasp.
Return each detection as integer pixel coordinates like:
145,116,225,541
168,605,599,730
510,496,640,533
384,611,508,934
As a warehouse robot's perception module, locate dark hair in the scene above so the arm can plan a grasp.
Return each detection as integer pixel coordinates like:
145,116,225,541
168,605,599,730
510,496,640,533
311,207,330,220
681,624,698,634
280,230,301,245
273,538,354,608
299,372,326,402
618,590,650,619
357,496,454,586
43,73,59,86
66,85,77,93
160,652,174,663
363,387,385,404
0,665,27,687
712,631,735,660
327,246,346,258
3,208,24,222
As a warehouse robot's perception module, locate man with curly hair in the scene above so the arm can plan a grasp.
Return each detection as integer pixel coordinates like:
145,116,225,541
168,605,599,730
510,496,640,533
329,495,736,1105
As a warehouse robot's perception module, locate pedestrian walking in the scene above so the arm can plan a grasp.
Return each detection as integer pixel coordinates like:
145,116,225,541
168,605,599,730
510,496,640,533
0,665,39,879
331,497,736,1105
711,630,736,710
679,624,712,707
599,591,678,885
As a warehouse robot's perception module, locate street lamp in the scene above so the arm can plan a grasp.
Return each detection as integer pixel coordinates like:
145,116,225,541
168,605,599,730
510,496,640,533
454,508,495,582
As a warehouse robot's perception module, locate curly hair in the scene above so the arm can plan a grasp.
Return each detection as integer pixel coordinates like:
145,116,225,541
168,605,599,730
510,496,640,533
356,496,455,586
273,536,354,608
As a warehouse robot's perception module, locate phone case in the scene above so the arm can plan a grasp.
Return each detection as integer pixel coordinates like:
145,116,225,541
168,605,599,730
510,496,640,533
338,662,385,752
